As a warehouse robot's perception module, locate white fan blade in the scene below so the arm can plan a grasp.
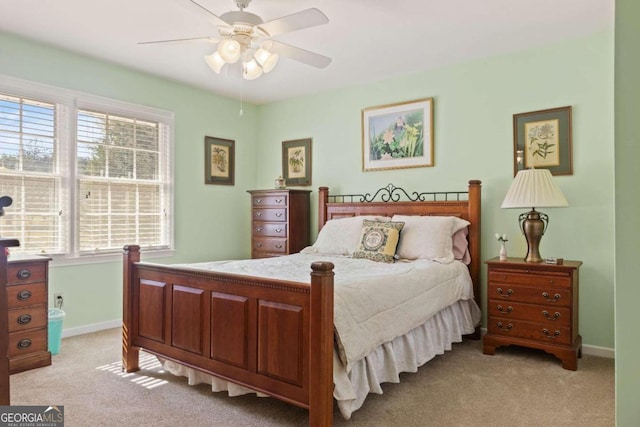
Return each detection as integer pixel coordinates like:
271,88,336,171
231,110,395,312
264,40,331,69
258,8,329,37
189,0,232,27
138,36,219,45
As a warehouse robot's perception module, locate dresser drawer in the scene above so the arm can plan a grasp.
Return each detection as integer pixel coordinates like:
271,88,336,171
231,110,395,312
487,300,571,326
253,238,287,254
487,318,572,346
252,222,287,237
489,270,571,288
252,195,287,207
8,306,47,333
6,282,47,308
487,283,571,307
7,262,47,285
253,208,287,222
8,329,47,357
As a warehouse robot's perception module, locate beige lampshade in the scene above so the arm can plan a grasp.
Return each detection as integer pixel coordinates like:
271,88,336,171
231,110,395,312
501,168,568,209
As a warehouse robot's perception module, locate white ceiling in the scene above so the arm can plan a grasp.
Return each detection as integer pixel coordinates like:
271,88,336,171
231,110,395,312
0,0,614,104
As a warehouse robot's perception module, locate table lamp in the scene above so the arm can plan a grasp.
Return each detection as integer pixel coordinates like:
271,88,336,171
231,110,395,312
501,168,568,262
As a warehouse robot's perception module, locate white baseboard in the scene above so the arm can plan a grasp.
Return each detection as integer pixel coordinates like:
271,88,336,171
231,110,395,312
61,319,121,339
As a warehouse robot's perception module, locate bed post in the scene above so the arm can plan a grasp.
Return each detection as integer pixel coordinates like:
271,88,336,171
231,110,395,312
467,180,482,339
122,245,140,372
1,238,19,406
318,187,329,233
308,261,335,427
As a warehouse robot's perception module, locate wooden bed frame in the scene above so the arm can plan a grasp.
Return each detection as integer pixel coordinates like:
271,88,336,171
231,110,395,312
121,180,481,426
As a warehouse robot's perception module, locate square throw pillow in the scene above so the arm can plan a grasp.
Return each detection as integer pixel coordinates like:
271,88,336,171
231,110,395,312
300,215,390,256
352,220,405,263
393,215,470,263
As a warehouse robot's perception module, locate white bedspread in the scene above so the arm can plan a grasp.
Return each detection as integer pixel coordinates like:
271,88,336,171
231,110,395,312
179,253,474,373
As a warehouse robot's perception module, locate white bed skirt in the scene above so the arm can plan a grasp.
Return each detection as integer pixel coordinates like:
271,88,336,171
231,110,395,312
161,299,481,420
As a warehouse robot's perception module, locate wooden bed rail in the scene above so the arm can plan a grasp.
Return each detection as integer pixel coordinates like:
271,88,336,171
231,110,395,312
122,245,335,426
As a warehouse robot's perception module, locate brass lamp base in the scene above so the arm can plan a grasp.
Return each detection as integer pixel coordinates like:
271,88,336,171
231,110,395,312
518,208,549,263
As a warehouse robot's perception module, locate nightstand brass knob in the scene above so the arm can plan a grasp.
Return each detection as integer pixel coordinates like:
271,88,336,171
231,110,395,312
542,310,561,320
542,292,561,302
497,322,513,331
496,288,513,297
496,305,513,314
542,329,561,339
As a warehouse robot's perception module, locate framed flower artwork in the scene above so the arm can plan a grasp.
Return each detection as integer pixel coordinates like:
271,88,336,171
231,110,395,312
282,138,312,186
204,136,235,185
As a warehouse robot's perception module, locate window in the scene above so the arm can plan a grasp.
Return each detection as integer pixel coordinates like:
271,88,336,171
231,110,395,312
0,76,174,261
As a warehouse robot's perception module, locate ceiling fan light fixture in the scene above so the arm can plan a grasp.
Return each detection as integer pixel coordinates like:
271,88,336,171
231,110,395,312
243,58,263,80
254,48,278,73
204,51,226,74
217,38,241,63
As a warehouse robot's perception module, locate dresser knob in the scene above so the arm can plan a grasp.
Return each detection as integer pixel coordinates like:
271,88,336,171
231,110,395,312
496,305,513,314
542,310,561,321
549,280,554,284
255,199,262,204
17,269,32,280
17,339,32,350
542,329,561,339
17,290,32,301
256,243,263,248
542,292,561,302
275,244,283,249
255,212,262,217
275,228,282,233
497,322,513,331
255,227,263,232
17,314,32,325
275,212,283,217
496,288,513,298
275,198,283,203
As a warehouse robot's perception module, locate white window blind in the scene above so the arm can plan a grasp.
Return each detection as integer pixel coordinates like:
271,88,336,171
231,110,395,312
0,76,174,261
77,110,170,253
0,94,67,254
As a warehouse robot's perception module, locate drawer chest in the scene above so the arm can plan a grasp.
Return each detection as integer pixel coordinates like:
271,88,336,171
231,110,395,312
247,189,311,258
6,254,52,374
483,257,582,370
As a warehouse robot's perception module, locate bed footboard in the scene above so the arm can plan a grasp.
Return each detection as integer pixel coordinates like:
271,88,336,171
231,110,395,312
122,246,335,426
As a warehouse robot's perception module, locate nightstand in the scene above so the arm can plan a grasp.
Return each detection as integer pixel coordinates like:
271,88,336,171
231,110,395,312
483,257,582,370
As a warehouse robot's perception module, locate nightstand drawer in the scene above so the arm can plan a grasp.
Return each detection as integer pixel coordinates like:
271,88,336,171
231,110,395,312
252,195,287,207
253,208,287,222
487,283,571,307
8,306,47,332
8,329,47,357
487,300,571,326
7,262,47,285
487,319,571,345
489,270,571,287
6,282,47,309
253,238,287,254
252,222,287,237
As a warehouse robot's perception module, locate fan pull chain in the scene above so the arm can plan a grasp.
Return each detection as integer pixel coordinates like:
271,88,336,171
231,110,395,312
239,65,244,117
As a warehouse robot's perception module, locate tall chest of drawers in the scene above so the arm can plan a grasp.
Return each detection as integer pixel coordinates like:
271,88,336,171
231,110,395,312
483,257,582,370
6,254,52,374
247,189,311,258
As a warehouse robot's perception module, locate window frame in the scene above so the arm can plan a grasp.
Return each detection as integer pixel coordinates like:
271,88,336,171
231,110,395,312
0,75,175,265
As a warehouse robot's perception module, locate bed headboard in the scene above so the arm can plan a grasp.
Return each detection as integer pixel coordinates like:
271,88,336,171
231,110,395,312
318,180,482,313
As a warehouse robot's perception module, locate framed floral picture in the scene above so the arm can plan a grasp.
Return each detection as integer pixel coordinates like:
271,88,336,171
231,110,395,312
362,98,434,172
204,136,235,185
513,106,573,176
282,138,312,186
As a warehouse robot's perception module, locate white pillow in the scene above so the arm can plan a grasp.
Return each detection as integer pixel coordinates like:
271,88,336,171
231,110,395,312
393,215,470,263
301,216,390,256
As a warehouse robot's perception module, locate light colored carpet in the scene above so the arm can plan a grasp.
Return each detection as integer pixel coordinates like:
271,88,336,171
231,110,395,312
9,328,613,426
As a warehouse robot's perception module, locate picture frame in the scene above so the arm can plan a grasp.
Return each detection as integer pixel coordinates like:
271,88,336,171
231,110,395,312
204,136,235,185
282,138,312,186
513,106,573,176
362,98,434,172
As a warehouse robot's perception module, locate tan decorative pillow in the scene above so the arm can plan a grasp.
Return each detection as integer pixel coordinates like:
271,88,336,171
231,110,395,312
352,220,405,263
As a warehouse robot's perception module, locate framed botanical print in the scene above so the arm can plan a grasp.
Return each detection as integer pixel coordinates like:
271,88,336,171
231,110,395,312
204,136,235,185
513,106,573,176
282,138,312,186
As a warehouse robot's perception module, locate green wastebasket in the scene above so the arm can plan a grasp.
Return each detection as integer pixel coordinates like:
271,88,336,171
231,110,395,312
48,308,65,355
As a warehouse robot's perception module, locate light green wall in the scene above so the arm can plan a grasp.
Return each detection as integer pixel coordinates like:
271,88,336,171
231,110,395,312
0,32,259,329
0,30,616,353
614,0,640,424
257,31,615,349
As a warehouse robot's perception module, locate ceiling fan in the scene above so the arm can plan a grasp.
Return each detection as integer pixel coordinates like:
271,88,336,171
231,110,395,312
139,0,331,80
